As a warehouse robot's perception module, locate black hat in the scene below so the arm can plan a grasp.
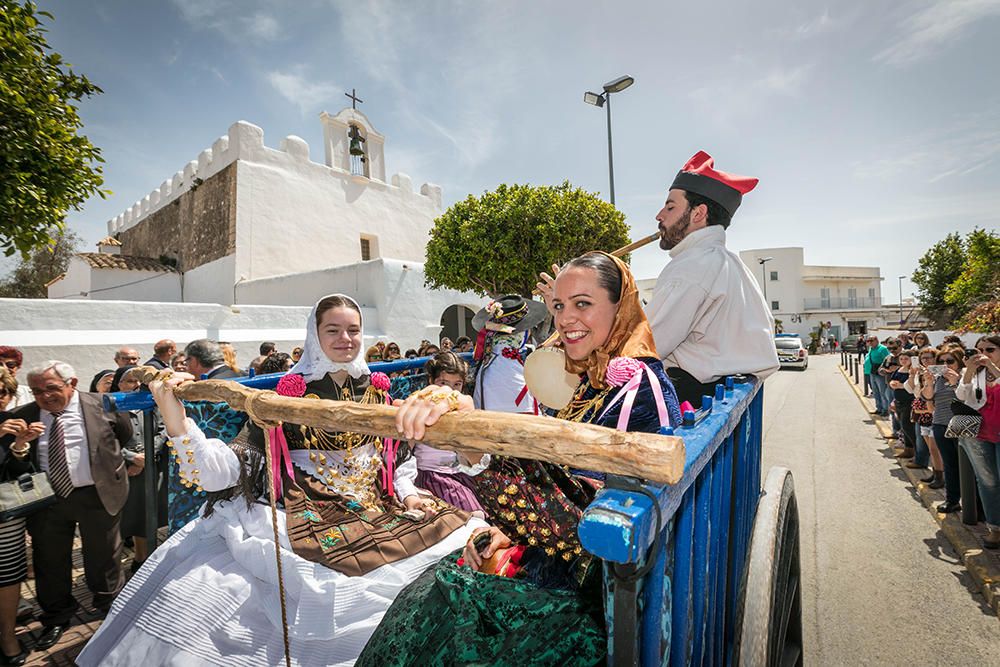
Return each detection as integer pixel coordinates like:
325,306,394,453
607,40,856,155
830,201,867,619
472,295,548,334
669,151,758,218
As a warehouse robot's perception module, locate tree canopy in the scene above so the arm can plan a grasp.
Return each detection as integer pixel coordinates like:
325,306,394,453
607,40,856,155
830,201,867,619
424,182,631,298
0,1,106,257
0,228,79,298
912,228,1000,331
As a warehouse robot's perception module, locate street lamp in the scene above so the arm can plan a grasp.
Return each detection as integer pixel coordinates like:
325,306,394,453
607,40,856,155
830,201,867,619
758,257,773,301
583,75,634,207
898,275,905,327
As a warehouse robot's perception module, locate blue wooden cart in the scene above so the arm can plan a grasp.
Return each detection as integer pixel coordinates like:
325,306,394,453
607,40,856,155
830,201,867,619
108,359,801,666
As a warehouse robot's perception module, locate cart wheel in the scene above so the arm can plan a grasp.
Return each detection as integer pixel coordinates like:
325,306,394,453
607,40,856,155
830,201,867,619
734,467,803,667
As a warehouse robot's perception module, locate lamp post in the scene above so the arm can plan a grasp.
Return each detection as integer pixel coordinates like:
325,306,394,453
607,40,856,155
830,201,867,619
583,75,634,207
758,257,773,301
898,275,905,327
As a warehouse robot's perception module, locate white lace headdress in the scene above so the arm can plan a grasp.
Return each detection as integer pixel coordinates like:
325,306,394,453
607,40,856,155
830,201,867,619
288,294,370,382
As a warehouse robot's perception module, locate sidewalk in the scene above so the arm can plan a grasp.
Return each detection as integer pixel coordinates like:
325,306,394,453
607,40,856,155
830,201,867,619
17,533,156,666
837,361,1000,616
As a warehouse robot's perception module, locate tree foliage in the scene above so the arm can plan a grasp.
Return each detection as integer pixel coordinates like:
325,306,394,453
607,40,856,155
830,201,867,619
424,182,631,298
0,1,106,257
945,228,1000,313
0,228,79,297
910,232,966,326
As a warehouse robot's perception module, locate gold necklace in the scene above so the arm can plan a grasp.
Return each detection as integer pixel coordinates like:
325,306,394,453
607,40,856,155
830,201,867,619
556,382,610,423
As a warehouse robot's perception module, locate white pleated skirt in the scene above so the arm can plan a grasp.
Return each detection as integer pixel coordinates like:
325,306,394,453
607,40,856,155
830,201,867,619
77,500,482,667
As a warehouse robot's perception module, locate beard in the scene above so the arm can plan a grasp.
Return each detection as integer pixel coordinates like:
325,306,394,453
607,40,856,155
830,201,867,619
658,207,692,250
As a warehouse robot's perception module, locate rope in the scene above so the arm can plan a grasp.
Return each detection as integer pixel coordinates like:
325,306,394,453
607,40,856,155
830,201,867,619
243,391,292,667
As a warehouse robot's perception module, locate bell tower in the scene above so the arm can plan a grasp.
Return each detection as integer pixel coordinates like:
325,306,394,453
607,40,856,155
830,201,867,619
320,92,386,182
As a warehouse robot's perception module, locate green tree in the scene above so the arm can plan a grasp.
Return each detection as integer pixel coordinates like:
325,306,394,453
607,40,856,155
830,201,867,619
0,1,107,257
0,228,79,297
424,182,630,298
910,232,966,326
945,228,1000,313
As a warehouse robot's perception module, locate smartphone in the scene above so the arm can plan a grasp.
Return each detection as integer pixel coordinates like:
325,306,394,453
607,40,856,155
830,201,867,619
912,357,921,369
927,365,946,377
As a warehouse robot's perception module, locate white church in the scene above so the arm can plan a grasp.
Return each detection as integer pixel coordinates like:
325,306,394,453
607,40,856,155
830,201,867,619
45,105,484,350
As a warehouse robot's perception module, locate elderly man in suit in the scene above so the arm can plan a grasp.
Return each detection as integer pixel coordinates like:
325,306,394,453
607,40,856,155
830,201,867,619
183,339,240,379
0,361,131,649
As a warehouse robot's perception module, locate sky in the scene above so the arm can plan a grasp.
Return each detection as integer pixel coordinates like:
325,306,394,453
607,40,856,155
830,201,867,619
21,0,1000,301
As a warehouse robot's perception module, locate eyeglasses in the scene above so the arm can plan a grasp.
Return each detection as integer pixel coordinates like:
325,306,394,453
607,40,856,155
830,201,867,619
940,358,957,365
2,361,18,370
979,346,998,354
29,382,68,397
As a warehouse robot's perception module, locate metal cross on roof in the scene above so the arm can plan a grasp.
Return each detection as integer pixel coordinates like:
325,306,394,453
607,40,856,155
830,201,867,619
345,88,363,109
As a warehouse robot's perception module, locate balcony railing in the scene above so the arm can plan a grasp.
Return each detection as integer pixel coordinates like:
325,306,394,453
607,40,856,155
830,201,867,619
803,296,882,310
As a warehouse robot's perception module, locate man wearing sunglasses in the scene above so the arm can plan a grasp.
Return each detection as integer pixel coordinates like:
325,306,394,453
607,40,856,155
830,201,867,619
0,360,132,649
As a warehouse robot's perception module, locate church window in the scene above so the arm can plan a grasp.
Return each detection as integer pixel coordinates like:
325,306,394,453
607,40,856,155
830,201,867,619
360,238,371,261
771,300,780,311
769,270,778,281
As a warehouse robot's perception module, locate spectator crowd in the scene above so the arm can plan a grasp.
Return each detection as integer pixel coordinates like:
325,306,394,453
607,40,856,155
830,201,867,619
859,331,1000,550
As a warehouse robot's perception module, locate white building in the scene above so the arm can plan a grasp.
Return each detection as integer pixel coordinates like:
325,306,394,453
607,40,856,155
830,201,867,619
46,107,485,347
737,247,899,342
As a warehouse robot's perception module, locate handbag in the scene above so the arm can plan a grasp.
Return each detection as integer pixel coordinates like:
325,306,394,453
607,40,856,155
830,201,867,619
951,399,980,417
0,471,57,521
945,414,983,439
912,398,933,426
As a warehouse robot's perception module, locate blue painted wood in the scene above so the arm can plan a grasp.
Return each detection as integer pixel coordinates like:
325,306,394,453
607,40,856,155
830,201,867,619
639,528,671,667
690,471,713,665
101,353,473,412
669,490,695,666
712,436,734,667
706,440,727,665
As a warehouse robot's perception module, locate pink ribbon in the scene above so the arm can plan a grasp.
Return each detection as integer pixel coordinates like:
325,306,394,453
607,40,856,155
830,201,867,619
268,426,295,498
598,362,670,432
379,391,397,496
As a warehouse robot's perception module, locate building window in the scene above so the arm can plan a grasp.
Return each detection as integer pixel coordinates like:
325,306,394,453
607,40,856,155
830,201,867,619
771,300,780,311
820,287,830,309
360,237,371,261
868,287,876,299
847,288,857,308
770,270,778,281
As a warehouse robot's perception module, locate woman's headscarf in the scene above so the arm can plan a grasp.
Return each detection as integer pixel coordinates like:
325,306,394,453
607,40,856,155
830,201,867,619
552,251,658,389
288,293,370,382
89,369,115,393
109,364,137,393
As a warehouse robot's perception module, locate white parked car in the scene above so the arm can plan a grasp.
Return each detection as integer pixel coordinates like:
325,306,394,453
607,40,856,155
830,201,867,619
775,335,808,370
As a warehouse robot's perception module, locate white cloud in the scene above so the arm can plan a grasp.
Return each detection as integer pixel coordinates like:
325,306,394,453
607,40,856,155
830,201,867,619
688,63,813,124
874,0,1000,67
171,0,283,42
852,108,1000,182
267,68,340,115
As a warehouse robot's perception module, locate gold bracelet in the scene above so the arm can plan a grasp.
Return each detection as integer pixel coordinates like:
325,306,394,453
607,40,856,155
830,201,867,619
416,386,437,400
428,390,461,411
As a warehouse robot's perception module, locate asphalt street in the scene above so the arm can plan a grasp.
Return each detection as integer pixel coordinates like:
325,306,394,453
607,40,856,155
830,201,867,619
760,354,1000,665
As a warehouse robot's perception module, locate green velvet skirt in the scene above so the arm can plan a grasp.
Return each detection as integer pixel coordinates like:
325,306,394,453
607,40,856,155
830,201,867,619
357,551,607,666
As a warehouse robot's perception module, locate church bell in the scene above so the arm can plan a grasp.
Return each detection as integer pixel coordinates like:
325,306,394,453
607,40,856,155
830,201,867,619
348,126,366,156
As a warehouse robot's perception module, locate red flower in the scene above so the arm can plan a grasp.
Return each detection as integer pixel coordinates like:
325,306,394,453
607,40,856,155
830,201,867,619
370,372,391,392
276,373,307,397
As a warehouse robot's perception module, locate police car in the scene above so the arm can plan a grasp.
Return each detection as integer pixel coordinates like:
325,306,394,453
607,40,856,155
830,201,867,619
775,333,808,370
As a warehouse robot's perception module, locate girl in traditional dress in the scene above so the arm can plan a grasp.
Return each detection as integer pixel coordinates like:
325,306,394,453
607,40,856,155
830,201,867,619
412,352,489,516
78,294,483,667
358,252,682,666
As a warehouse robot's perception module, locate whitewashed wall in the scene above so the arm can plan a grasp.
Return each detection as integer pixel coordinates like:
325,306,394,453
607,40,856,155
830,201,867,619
0,298,311,386
237,258,485,346
183,255,236,305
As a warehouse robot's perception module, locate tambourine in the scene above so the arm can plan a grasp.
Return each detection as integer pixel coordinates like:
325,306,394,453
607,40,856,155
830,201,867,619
523,347,579,410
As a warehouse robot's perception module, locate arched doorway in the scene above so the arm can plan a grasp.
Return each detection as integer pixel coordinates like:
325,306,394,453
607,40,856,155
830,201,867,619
439,304,477,343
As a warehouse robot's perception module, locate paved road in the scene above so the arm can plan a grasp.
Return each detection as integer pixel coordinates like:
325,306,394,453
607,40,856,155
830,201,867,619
760,354,999,665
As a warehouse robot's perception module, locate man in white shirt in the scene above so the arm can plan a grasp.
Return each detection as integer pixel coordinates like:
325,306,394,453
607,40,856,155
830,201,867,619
645,151,779,404
1,361,131,648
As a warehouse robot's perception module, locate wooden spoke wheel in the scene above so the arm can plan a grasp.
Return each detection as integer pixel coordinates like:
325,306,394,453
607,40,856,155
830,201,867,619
734,467,803,667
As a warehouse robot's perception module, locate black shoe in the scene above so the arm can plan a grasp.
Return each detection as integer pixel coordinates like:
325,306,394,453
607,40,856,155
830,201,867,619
928,478,945,489
91,593,115,613
937,501,961,514
0,641,26,666
34,624,66,650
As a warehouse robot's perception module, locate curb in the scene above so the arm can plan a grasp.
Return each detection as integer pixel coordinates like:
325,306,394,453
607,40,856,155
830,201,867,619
837,362,1000,616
